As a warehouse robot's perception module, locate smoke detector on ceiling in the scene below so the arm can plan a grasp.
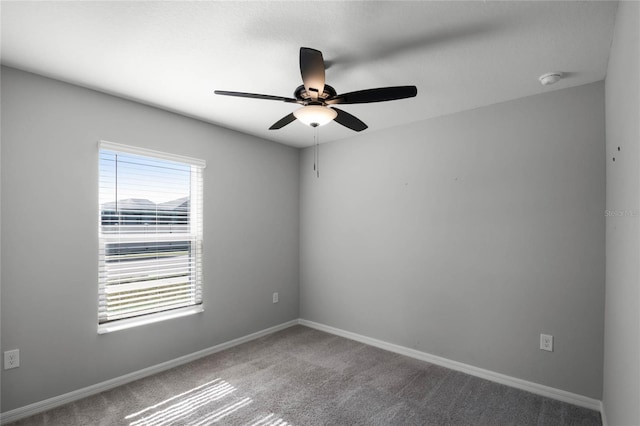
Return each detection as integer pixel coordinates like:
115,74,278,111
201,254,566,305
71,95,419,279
539,72,563,86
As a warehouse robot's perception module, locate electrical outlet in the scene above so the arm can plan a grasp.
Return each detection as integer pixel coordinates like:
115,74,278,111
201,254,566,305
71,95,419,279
540,334,553,352
4,349,20,369
272,292,279,303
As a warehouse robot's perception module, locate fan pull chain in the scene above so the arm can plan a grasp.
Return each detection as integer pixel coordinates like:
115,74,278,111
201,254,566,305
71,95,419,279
316,127,319,178
312,125,320,178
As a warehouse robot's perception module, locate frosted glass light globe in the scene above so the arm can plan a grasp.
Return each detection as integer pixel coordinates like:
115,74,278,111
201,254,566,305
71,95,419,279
294,105,337,127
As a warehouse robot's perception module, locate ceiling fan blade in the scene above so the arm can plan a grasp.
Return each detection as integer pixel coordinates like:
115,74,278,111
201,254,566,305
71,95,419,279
300,47,325,101
215,90,298,103
327,86,417,105
269,113,297,130
332,108,368,132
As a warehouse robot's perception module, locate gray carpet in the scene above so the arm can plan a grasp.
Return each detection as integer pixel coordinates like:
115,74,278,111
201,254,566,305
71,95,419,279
8,325,601,425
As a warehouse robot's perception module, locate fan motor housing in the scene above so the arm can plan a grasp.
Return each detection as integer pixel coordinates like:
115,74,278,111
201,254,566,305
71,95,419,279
295,84,337,104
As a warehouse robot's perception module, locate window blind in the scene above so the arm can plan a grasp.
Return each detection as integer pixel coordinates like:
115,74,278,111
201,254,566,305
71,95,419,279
98,141,204,330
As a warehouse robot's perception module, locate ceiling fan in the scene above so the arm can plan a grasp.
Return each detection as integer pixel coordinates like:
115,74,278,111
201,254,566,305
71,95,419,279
215,47,417,132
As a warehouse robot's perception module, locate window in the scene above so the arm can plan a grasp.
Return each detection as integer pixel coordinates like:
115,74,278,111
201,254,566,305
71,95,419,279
98,141,205,333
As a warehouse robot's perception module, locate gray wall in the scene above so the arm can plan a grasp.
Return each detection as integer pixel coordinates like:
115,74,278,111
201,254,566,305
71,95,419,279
603,1,640,424
300,82,605,399
0,66,300,412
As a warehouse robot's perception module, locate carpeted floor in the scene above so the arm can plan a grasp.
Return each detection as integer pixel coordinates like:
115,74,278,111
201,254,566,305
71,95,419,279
8,325,601,425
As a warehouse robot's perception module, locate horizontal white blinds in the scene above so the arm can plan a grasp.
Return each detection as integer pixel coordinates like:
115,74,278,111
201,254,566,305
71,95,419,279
98,140,206,168
98,144,204,326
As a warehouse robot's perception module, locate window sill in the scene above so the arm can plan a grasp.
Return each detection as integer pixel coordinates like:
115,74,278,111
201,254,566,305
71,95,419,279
97,305,204,334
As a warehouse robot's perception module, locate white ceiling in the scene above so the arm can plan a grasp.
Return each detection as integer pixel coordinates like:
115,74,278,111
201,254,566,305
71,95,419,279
1,1,618,148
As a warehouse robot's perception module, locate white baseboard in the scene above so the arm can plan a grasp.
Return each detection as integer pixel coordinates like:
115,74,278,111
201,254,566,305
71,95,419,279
299,319,603,413
600,401,608,426
1,318,604,424
0,320,298,425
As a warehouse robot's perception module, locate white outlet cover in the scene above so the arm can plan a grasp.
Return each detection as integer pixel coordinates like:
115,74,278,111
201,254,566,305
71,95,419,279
4,349,20,369
272,292,279,303
540,334,553,352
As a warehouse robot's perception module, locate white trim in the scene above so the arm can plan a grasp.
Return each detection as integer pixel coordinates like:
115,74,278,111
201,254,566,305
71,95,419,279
97,305,204,334
1,318,604,425
298,319,603,413
600,401,608,426
0,320,298,425
98,140,206,168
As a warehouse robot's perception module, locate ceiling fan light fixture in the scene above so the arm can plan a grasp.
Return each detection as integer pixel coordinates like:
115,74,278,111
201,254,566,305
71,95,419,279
216,47,416,132
294,105,337,127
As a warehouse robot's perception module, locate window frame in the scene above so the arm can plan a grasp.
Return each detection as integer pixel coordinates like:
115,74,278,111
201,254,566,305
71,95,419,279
97,140,205,334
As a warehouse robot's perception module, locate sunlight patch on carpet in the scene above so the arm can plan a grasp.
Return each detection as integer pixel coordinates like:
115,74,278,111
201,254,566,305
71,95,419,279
250,412,294,426
125,378,238,425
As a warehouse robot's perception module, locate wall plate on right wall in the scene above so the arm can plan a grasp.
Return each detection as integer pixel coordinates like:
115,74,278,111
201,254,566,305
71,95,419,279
540,334,554,352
